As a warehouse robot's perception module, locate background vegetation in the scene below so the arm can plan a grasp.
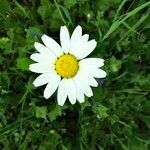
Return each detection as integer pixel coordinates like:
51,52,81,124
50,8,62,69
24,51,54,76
0,0,150,149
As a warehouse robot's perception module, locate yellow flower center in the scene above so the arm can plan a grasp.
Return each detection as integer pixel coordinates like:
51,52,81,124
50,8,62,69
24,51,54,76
55,54,79,78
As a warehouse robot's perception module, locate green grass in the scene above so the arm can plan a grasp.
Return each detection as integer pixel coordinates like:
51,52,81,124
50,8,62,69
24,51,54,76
0,0,150,149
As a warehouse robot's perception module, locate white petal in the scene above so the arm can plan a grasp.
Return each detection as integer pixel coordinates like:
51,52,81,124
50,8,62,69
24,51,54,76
41,34,63,57
30,53,56,64
67,79,76,104
78,69,98,87
70,25,82,57
69,40,82,59
60,26,70,53
33,72,54,87
57,78,68,106
78,39,97,59
34,42,56,57
88,69,107,78
79,58,104,68
71,25,82,43
75,34,89,59
29,63,54,73
76,87,84,103
82,34,89,42
44,72,61,99
73,72,93,97
85,74,98,87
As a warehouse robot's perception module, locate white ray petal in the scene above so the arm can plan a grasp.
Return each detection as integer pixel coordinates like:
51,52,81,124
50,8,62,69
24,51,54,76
69,40,82,59
87,68,107,78
70,25,82,57
60,26,70,53
73,71,93,97
41,34,63,57
67,79,76,105
78,39,97,59
30,53,56,64
29,63,54,73
76,87,84,103
69,34,89,59
71,25,82,43
84,73,98,87
34,42,56,57
82,34,89,42
33,72,54,87
79,58,104,68
78,69,98,87
44,72,61,99
57,78,68,106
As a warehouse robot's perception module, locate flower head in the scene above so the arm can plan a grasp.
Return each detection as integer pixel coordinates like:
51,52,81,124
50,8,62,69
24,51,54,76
29,25,106,106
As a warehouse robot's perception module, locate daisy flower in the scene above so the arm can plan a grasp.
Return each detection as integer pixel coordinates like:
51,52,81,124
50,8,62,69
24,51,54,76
29,25,106,106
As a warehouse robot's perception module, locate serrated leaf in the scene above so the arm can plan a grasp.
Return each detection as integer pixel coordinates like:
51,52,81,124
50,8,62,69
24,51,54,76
110,56,122,73
93,104,109,118
35,106,47,119
97,105,109,118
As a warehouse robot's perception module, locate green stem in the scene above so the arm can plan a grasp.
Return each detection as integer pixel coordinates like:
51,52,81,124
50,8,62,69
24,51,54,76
53,0,66,25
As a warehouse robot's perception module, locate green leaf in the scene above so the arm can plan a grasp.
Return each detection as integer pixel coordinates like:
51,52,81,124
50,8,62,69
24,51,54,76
64,0,77,9
48,105,62,121
59,5,73,25
35,106,47,119
97,105,109,118
93,104,109,118
17,57,33,71
13,0,29,18
102,1,150,40
118,13,149,42
139,115,150,129
102,19,121,41
113,0,128,22
0,71,10,88
81,99,91,111
37,0,52,20
110,56,122,73
128,136,147,150
26,27,43,40
0,0,10,12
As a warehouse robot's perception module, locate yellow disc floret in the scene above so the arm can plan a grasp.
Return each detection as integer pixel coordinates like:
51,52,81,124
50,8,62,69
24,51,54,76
55,54,79,78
